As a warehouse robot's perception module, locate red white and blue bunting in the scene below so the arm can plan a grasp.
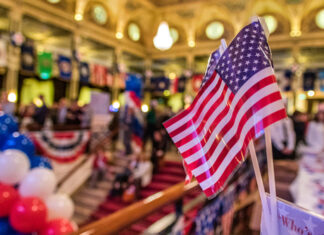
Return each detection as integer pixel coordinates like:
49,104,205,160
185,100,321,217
28,130,90,163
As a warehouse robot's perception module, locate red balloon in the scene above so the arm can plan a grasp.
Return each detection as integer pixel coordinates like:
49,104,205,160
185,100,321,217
0,184,19,217
39,218,74,235
10,197,47,233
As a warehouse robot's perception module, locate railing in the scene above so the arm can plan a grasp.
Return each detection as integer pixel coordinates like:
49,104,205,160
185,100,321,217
74,181,199,235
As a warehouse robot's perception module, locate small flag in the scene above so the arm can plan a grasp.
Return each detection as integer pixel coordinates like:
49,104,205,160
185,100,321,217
202,49,221,88
164,20,286,197
58,55,72,80
79,62,90,83
21,41,35,74
37,52,53,80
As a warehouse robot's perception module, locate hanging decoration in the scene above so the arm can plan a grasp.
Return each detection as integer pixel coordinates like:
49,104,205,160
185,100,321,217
90,64,113,87
28,130,90,163
303,70,316,91
151,77,170,92
58,55,72,80
21,41,35,74
191,74,204,92
79,62,90,84
37,52,53,80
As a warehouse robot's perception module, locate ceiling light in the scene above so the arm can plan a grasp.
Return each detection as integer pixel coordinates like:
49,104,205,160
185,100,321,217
153,21,173,51
74,13,83,21
116,32,123,39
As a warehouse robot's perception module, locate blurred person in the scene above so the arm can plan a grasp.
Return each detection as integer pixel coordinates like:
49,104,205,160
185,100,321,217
271,116,296,160
109,111,119,151
305,103,324,153
66,100,83,125
90,146,108,187
292,110,308,146
20,104,35,132
151,128,167,173
33,95,49,126
0,92,15,115
122,106,134,155
144,100,158,147
57,98,68,124
81,104,91,128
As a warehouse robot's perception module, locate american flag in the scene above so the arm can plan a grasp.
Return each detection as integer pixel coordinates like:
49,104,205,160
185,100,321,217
163,21,287,197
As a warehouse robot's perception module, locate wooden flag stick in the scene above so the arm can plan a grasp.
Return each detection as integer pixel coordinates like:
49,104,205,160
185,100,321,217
248,141,272,234
265,127,279,235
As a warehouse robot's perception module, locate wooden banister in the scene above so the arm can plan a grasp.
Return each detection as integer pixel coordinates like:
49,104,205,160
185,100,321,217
74,180,199,235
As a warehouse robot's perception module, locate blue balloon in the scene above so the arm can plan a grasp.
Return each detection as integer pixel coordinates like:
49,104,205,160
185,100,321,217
30,155,52,169
1,132,35,158
0,218,29,235
0,113,18,134
0,124,10,147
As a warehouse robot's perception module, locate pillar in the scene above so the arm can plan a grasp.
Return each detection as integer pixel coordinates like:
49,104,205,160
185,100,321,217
69,33,81,100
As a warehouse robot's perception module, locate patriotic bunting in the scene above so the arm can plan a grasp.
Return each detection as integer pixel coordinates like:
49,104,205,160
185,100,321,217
90,64,113,87
28,130,90,163
164,20,286,198
58,55,72,80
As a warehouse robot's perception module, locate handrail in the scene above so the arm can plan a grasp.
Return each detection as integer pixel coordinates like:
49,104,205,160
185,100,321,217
73,180,199,235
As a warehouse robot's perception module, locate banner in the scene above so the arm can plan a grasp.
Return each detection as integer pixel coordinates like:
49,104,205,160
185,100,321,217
191,74,203,92
261,196,324,235
0,38,7,67
90,64,113,87
151,77,170,92
90,91,110,115
37,52,53,80
28,130,90,163
319,70,324,92
303,71,316,91
21,41,35,74
276,70,293,92
79,62,90,84
58,55,72,80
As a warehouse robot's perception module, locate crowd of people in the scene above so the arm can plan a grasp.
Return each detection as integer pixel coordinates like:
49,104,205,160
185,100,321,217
16,96,91,131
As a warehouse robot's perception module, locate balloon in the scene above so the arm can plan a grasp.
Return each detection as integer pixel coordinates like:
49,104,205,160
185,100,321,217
45,194,74,220
0,150,30,185
0,124,10,148
0,218,29,235
0,184,19,217
19,168,56,200
39,219,74,235
30,156,52,169
1,132,35,158
10,197,47,233
0,113,18,134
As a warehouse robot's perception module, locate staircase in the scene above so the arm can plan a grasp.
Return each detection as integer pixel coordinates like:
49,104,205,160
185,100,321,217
91,161,203,234
72,156,130,225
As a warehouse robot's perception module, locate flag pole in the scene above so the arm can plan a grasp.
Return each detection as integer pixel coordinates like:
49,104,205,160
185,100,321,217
248,141,272,234
251,15,279,235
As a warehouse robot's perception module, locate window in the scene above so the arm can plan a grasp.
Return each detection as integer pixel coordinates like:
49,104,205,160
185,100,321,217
263,15,278,34
316,9,324,29
128,23,141,41
205,21,224,40
170,28,179,43
92,5,107,25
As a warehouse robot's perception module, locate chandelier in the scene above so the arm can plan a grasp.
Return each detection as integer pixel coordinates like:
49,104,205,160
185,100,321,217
153,21,173,51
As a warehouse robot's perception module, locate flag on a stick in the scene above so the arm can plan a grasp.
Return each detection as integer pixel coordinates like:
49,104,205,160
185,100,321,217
163,21,286,197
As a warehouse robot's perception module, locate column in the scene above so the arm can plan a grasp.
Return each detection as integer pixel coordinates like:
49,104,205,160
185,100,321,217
69,33,81,100
5,2,23,96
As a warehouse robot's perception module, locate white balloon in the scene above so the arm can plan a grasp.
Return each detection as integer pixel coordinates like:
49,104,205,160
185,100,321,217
0,150,30,185
19,168,57,199
45,193,74,220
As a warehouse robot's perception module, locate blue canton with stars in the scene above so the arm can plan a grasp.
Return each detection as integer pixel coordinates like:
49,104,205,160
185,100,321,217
215,21,273,94
201,49,221,88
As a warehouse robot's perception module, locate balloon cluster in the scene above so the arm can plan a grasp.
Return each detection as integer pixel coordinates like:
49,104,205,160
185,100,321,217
0,113,76,235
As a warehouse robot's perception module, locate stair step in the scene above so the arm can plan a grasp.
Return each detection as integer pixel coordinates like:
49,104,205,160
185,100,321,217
74,205,94,217
159,167,185,176
99,201,130,212
144,212,165,223
145,182,171,191
129,220,152,233
161,204,175,214
80,187,108,199
96,181,112,191
140,189,159,199
73,195,103,208
163,161,183,168
72,213,89,226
